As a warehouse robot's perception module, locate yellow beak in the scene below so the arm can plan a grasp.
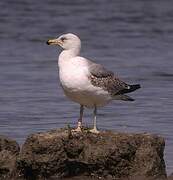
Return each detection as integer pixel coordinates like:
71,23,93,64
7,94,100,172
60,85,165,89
46,39,62,45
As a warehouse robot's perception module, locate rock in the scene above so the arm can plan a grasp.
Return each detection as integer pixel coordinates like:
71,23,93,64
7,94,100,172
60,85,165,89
168,173,173,180
0,135,20,179
15,128,167,180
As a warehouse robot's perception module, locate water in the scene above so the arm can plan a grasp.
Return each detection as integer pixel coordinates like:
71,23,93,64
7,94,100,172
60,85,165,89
0,0,173,175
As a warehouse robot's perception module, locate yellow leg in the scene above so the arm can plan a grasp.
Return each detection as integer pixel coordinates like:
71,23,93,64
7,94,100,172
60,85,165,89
72,105,84,133
90,105,99,134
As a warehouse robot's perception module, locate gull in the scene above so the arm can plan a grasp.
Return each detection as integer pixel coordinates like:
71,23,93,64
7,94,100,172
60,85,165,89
47,33,140,133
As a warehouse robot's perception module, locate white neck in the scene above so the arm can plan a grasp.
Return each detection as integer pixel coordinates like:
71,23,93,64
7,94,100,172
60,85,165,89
58,48,80,68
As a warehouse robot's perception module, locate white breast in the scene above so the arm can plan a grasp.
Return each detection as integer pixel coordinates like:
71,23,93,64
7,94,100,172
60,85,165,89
59,57,89,91
58,56,112,108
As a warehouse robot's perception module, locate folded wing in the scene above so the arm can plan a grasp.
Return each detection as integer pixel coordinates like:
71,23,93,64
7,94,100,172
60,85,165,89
87,60,140,97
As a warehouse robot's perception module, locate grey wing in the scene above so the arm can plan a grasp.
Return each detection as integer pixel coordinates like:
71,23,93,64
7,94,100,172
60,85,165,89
87,61,113,78
87,61,130,96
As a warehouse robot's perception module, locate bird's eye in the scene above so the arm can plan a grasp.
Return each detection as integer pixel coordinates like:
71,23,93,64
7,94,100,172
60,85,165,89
61,37,67,41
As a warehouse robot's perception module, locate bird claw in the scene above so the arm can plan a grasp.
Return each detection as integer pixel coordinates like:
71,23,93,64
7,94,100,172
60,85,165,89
71,127,82,133
71,121,82,133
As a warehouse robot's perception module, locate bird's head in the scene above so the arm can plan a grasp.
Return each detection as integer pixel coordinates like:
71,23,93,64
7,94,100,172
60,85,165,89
47,33,81,51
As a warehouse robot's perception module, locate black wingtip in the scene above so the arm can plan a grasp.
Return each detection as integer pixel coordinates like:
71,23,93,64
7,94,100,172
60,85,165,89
126,84,141,93
46,40,50,45
118,84,141,95
128,97,135,101
131,84,141,90
121,95,135,101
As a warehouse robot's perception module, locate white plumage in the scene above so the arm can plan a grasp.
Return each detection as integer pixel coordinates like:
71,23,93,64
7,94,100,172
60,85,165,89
47,33,140,133
59,56,111,108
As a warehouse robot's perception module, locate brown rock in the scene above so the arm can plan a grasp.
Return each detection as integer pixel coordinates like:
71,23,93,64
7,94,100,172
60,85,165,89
16,128,167,180
168,173,173,180
0,135,20,179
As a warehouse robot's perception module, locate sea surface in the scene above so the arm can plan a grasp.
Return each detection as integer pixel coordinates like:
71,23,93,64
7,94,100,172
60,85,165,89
0,0,173,175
